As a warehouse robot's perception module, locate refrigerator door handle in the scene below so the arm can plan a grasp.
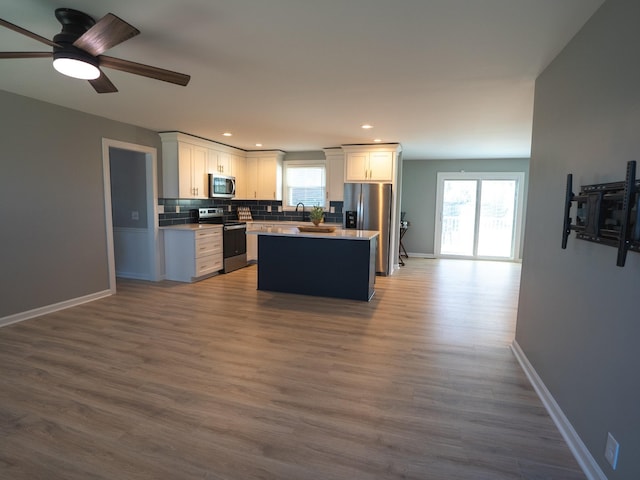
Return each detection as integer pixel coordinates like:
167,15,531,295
357,189,364,230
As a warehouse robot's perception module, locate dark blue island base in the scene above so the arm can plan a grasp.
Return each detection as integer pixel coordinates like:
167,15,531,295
257,234,377,301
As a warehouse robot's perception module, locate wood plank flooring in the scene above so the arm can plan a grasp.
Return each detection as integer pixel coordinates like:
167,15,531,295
0,258,585,479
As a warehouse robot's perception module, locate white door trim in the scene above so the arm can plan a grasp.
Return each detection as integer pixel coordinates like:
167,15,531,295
101,138,160,292
434,171,525,261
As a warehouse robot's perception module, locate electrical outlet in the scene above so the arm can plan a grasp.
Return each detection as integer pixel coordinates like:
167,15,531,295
605,432,619,470
330,206,335,213
227,205,232,212
175,206,180,213
267,206,272,213
277,206,283,212
131,211,139,220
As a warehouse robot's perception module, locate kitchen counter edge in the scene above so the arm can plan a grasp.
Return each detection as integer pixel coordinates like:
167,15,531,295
247,226,378,241
160,224,223,231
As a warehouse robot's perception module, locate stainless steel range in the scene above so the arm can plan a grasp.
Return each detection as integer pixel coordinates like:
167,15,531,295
198,208,248,273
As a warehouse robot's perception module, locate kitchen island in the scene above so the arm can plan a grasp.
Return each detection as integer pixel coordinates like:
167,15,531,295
247,226,379,301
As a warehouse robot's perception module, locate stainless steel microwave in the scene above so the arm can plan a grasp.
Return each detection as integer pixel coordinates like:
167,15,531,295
208,174,236,198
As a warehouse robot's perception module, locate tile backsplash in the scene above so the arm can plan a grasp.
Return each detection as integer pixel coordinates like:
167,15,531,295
159,198,343,226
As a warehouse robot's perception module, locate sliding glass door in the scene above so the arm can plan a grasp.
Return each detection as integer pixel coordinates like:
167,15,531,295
435,172,524,260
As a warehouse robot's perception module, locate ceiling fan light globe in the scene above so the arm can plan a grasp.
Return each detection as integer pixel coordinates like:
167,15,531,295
53,57,100,80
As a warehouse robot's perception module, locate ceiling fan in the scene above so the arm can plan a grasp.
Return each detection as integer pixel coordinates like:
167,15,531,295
0,8,190,93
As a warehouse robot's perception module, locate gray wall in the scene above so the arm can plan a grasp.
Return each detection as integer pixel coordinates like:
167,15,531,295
516,1,640,478
0,90,161,319
400,158,529,256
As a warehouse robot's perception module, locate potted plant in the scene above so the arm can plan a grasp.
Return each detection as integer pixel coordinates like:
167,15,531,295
309,205,324,226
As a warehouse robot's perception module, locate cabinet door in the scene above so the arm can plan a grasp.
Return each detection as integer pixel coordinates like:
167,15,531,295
192,146,209,198
345,152,369,182
246,235,257,261
207,149,219,174
232,154,247,199
368,151,393,182
208,149,232,175
256,157,282,200
178,143,194,198
218,152,232,175
326,153,345,201
245,157,258,199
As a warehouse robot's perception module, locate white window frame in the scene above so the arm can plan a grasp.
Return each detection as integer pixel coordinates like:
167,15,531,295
282,160,327,211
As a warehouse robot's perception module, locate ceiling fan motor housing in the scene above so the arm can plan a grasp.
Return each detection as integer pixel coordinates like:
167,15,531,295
52,8,99,73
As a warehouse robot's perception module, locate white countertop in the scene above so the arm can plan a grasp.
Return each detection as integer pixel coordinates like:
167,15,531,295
247,226,379,241
160,224,222,231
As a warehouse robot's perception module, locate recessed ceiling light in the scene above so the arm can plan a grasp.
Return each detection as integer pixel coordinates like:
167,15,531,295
222,132,232,137
361,124,374,129
255,143,263,147
373,138,382,142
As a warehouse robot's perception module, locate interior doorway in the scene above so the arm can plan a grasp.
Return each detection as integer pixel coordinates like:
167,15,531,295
102,139,160,292
434,172,525,260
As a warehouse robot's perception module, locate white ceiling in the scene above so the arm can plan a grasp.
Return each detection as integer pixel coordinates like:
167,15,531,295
0,0,604,160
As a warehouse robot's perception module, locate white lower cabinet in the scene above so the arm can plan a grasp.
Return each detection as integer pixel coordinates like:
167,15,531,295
246,223,274,262
247,233,257,262
164,226,223,282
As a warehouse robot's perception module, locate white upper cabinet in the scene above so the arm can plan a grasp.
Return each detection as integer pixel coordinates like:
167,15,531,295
232,154,247,199
344,148,394,182
160,132,246,199
163,138,208,199
324,147,345,202
245,151,284,200
209,150,232,175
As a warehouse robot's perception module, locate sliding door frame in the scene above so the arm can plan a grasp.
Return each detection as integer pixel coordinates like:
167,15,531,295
434,171,525,261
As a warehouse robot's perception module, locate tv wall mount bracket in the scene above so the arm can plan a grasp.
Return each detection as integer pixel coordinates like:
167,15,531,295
562,160,639,267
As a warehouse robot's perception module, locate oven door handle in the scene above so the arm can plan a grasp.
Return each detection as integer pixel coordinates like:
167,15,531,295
224,224,247,231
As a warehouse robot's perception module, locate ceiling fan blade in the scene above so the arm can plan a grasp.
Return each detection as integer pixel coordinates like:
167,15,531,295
99,55,190,86
0,52,52,59
0,18,60,48
89,70,118,93
73,13,139,57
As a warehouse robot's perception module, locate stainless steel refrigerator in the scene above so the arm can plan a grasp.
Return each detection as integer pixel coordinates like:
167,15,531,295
343,183,393,275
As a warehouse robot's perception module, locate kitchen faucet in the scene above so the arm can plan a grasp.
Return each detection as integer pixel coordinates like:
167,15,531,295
295,202,305,219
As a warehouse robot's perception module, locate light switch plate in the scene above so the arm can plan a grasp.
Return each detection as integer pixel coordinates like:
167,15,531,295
605,432,619,470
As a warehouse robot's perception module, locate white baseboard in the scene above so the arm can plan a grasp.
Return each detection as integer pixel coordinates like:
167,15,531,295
0,289,113,328
406,252,436,259
510,340,607,480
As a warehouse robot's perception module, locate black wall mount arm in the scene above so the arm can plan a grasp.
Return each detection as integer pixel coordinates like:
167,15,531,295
562,160,638,267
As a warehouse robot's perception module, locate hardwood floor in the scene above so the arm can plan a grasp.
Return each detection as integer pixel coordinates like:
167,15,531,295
0,258,585,479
